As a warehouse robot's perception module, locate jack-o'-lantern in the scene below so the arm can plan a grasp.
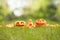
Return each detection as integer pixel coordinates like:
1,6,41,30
27,19,35,28
35,19,47,27
14,21,26,27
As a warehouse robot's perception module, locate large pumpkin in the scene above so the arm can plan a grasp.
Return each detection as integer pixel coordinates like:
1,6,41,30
35,19,47,27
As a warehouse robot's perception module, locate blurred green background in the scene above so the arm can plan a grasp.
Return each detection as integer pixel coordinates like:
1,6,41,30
0,0,60,23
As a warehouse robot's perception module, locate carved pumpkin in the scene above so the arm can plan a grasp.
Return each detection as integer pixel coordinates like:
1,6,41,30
14,21,26,27
27,19,35,28
35,19,47,27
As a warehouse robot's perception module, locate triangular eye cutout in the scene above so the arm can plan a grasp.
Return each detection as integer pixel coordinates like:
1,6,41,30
21,22,23,24
16,22,20,24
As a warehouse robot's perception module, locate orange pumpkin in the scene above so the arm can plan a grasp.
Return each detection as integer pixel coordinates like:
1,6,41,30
35,19,47,27
14,21,26,27
27,19,35,28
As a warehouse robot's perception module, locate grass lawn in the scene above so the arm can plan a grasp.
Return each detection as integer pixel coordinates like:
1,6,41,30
0,26,60,40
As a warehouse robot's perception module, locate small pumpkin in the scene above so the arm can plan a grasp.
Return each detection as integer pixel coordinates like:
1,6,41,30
27,19,35,28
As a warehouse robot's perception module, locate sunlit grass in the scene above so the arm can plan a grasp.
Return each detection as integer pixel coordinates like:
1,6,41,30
0,26,60,40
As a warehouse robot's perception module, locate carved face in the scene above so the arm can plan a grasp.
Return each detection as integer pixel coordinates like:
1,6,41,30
35,19,47,26
14,21,26,26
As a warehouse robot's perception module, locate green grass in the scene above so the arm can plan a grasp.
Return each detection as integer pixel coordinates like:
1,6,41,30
0,26,60,40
